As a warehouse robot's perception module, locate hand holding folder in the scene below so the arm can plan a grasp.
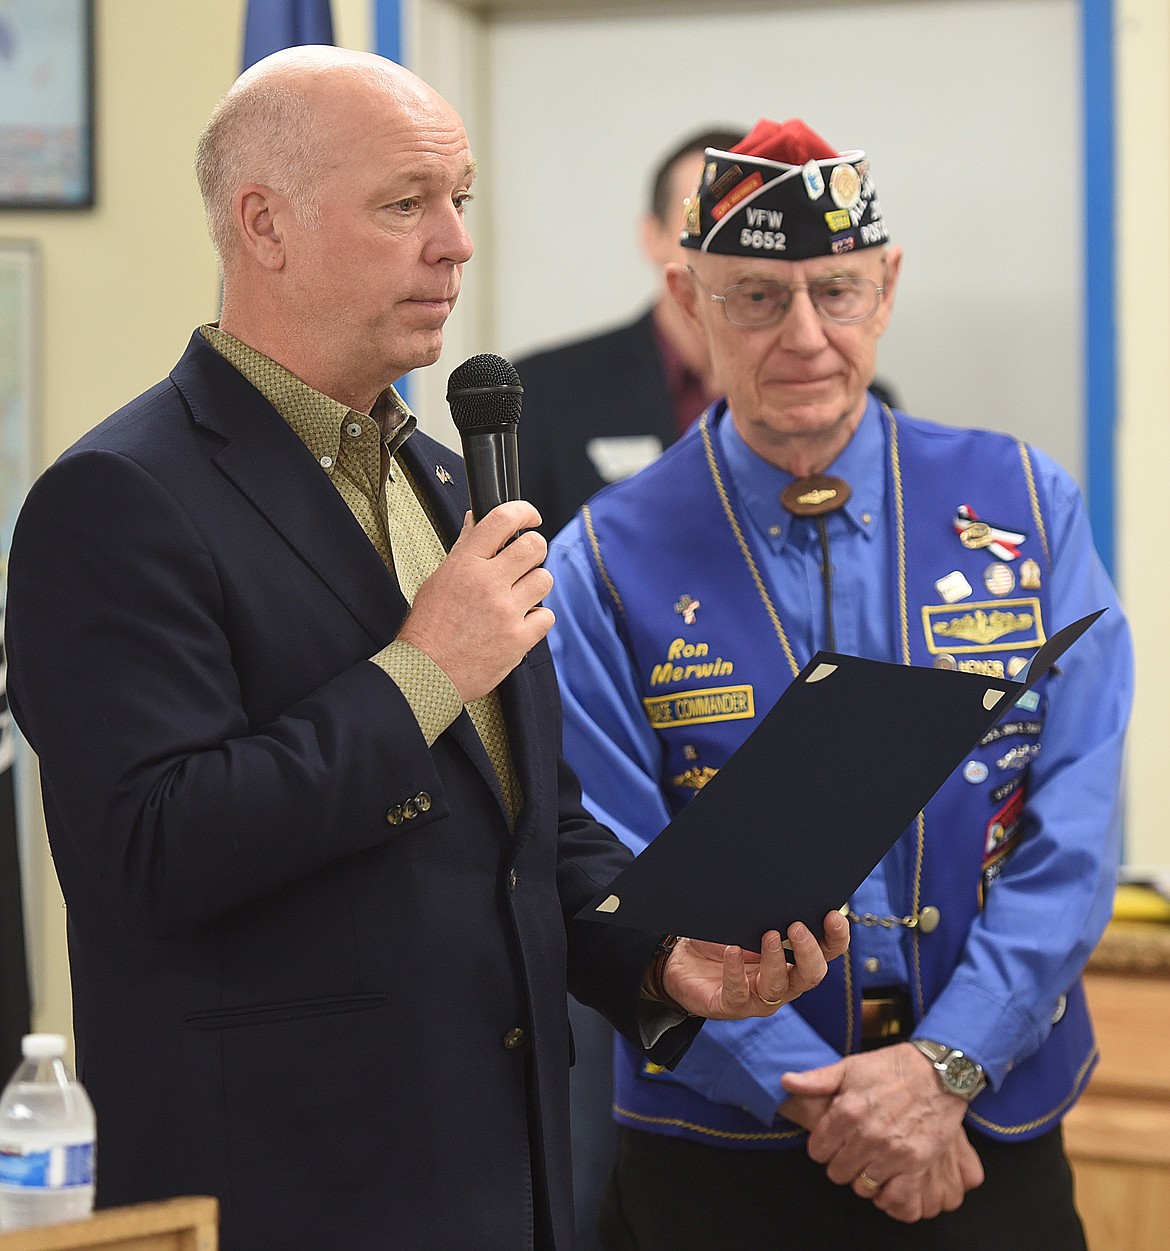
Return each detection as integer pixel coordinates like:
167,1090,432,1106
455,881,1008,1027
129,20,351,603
582,611,1104,951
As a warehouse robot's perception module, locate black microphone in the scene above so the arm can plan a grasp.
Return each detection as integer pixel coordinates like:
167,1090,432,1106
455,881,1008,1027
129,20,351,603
446,354,523,523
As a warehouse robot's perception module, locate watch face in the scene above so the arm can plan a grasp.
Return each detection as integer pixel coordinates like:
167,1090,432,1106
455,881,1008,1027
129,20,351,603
942,1054,983,1097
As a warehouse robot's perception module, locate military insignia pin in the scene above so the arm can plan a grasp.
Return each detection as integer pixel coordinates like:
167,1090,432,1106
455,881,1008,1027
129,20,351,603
934,570,973,604
780,474,851,516
952,505,1026,560
683,194,701,238
829,163,862,211
1019,559,1042,590
674,593,701,625
671,765,719,792
802,159,826,200
670,590,700,620
983,562,1016,596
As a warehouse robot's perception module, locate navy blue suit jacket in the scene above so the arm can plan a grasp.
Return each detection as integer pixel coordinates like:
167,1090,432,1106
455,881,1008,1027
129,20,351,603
516,310,677,541
6,333,697,1251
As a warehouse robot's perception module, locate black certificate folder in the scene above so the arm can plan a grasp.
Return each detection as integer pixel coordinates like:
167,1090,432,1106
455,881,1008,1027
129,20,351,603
581,610,1104,951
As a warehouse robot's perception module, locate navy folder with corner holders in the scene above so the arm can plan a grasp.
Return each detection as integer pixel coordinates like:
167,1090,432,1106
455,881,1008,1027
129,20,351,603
580,610,1104,951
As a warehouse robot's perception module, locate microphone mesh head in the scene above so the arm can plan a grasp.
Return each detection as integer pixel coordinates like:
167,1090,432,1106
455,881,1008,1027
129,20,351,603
446,354,523,430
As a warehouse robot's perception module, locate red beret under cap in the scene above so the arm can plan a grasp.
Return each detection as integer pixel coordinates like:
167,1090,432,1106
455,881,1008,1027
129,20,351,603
681,118,887,259
732,118,838,165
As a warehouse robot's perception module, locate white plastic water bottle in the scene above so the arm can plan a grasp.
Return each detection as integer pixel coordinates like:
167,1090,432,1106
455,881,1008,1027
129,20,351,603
0,1034,96,1229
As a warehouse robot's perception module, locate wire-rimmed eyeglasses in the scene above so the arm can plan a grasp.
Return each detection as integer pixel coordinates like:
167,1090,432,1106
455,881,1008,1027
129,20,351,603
685,264,885,328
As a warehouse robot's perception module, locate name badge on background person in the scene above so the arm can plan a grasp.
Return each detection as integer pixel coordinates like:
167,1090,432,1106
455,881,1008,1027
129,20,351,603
586,436,664,483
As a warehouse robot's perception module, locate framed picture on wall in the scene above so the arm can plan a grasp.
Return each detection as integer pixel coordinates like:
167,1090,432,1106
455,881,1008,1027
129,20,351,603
0,0,95,209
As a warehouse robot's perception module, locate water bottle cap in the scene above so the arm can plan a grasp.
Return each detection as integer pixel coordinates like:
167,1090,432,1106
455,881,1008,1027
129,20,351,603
20,1034,67,1059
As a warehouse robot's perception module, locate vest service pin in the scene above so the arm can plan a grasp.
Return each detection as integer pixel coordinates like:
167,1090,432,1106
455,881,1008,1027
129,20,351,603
674,594,701,625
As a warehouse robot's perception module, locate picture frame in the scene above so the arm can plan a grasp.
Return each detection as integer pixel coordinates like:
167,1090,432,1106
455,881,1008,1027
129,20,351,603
0,0,95,209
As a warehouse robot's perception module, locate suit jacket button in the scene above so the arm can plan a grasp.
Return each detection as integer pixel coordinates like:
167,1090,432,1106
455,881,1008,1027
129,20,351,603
503,1027,526,1050
508,869,518,891
386,806,403,825
402,798,418,820
416,791,432,812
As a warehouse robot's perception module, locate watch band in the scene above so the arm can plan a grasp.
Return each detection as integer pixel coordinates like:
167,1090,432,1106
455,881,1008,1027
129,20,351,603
910,1037,986,1101
642,934,690,1015
910,1038,951,1065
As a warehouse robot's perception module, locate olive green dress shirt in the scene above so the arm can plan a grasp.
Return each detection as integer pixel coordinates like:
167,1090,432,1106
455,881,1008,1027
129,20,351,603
201,325,521,824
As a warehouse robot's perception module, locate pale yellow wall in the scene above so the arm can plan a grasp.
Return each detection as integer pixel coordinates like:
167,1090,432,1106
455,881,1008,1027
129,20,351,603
1117,0,1170,870
4,5,227,466
6,0,371,1040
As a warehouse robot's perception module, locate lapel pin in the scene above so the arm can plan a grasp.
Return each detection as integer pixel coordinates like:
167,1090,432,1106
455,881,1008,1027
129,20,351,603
953,505,1026,561
934,570,973,604
674,594,701,625
983,561,1016,596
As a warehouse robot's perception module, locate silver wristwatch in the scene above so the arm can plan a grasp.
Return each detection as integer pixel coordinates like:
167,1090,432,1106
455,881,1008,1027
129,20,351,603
910,1038,987,1101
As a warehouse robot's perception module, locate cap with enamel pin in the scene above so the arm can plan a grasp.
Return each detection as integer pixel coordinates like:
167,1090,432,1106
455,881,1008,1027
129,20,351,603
680,118,888,259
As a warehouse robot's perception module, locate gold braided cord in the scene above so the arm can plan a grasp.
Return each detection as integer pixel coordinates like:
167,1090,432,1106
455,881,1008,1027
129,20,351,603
582,504,625,614
613,1104,804,1142
700,404,927,1050
967,1048,1098,1136
886,408,912,667
698,413,800,678
910,812,927,1015
885,408,927,1015
1017,441,1052,571
849,911,922,929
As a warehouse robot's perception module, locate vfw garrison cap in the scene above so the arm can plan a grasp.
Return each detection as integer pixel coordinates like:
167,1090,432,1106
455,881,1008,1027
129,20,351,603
681,118,888,261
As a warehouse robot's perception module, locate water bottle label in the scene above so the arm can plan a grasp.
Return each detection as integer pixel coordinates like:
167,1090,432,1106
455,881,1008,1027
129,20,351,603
0,1142,94,1188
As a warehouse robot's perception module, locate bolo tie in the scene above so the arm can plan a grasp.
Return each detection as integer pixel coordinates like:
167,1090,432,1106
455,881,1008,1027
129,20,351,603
779,474,852,652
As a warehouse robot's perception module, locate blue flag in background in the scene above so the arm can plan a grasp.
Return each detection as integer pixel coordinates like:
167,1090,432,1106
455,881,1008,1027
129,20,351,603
243,0,334,70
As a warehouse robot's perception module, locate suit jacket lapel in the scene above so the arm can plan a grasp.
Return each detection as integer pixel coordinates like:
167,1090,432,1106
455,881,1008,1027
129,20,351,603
401,429,543,838
398,431,522,827
172,335,407,646
174,333,525,833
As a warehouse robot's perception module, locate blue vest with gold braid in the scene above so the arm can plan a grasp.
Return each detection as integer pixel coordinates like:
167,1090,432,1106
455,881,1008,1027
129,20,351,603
581,402,1094,1147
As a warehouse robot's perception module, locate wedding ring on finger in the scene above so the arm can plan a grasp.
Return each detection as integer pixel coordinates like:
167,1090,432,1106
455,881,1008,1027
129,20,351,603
757,991,785,1006
858,1170,882,1192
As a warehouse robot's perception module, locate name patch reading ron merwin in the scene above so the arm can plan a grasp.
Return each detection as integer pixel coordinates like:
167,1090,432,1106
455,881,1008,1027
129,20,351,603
643,685,756,729
649,638,736,687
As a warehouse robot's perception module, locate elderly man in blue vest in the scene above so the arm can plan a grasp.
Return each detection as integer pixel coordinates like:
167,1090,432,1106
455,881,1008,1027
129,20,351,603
544,119,1133,1250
